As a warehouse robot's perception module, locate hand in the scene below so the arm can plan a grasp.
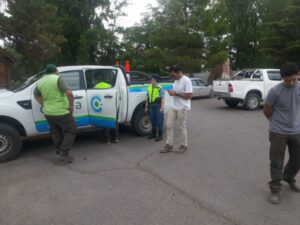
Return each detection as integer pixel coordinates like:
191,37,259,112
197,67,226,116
145,108,148,113
168,90,176,96
68,105,74,112
160,108,164,112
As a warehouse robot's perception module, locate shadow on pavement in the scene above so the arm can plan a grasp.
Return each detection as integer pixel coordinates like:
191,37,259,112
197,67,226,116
20,125,136,159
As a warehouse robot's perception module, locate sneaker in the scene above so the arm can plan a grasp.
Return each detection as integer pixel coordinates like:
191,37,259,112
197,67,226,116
148,129,156,139
284,180,300,192
269,192,280,204
57,154,74,164
175,145,188,154
160,144,173,153
113,139,120,143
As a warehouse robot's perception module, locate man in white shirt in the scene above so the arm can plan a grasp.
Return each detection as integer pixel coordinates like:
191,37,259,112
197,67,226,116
161,65,193,153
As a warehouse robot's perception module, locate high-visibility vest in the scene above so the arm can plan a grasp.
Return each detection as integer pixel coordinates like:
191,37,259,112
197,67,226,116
148,85,161,103
37,74,69,116
94,82,112,89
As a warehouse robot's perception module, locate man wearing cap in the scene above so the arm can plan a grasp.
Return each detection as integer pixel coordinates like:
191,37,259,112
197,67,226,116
34,64,76,163
145,74,164,142
264,62,300,204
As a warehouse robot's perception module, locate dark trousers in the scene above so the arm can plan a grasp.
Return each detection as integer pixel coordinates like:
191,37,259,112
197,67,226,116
149,103,164,131
269,131,300,193
104,123,119,143
45,113,77,155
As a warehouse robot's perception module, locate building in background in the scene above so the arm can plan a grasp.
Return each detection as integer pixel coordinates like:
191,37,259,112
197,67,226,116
0,48,14,88
207,59,233,85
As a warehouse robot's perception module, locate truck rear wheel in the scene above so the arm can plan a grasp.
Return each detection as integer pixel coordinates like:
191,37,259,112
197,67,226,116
0,123,22,162
224,99,240,108
132,108,152,136
244,93,261,110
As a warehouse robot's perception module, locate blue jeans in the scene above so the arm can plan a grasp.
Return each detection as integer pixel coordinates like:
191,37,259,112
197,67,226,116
149,103,164,131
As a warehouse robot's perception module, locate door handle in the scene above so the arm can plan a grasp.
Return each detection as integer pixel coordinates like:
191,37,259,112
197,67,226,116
74,96,83,99
104,95,113,99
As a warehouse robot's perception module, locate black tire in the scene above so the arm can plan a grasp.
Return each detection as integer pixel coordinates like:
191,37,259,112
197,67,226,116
224,99,240,108
132,107,152,136
0,123,22,162
244,93,261,110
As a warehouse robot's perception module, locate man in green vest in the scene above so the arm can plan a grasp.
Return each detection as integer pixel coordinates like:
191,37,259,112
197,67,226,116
94,73,112,89
93,73,115,143
145,74,164,142
34,64,76,163
94,81,112,89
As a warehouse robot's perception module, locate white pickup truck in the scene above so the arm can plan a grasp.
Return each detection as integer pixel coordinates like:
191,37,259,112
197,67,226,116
213,69,281,110
0,65,172,162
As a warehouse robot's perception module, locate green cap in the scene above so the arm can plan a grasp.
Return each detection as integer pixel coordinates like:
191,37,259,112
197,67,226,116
46,64,57,74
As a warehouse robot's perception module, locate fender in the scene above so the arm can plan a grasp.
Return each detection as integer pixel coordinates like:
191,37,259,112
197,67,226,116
0,103,37,136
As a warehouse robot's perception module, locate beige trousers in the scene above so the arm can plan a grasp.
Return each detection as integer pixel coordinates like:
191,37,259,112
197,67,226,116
166,109,188,146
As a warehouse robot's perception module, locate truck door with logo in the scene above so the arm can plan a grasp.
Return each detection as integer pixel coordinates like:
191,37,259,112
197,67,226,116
85,68,117,128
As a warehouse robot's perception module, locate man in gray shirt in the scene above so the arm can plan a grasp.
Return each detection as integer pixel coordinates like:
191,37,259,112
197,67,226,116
264,63,300,204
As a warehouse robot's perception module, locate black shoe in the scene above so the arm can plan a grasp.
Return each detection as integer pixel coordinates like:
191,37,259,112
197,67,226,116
113,139,119,143
148,128,156,139
284,181,300,192
155,136,163,142
57,153,73,164
155,130,163,142
269,192,280,204
289,183,300,192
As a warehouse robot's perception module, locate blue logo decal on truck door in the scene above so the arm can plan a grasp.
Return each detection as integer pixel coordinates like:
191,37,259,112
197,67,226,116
90,95,102,113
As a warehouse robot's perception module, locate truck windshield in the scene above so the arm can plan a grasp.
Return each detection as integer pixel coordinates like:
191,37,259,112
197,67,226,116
8,70,46,92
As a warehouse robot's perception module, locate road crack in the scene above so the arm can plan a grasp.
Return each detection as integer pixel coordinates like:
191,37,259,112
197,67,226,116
136,150,240,225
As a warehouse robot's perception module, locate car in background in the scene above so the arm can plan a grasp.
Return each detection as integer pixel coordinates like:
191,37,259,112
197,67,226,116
191,78,212,98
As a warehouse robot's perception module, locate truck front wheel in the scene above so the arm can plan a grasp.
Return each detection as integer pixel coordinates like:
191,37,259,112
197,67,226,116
244,93,261,110
224,99,240,108
132,108,152,136
0,123,22,162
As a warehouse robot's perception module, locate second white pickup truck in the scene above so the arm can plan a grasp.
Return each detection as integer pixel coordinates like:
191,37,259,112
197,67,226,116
213,69,281,110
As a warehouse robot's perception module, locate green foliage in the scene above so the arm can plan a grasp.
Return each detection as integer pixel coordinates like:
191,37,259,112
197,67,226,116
0,0,65,74
45,0,126,65
1,0,300,80
0,0,126,80
260,0,300,66
120,0,210,73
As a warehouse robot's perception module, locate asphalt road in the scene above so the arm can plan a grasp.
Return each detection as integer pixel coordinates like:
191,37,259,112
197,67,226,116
0,98,299,225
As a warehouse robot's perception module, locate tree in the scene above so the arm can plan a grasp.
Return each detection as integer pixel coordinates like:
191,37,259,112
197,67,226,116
45,0,126,65
0,0,65,74
260,0,300,66
203,0,232,69
220,0,265,69
121,0,211,73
